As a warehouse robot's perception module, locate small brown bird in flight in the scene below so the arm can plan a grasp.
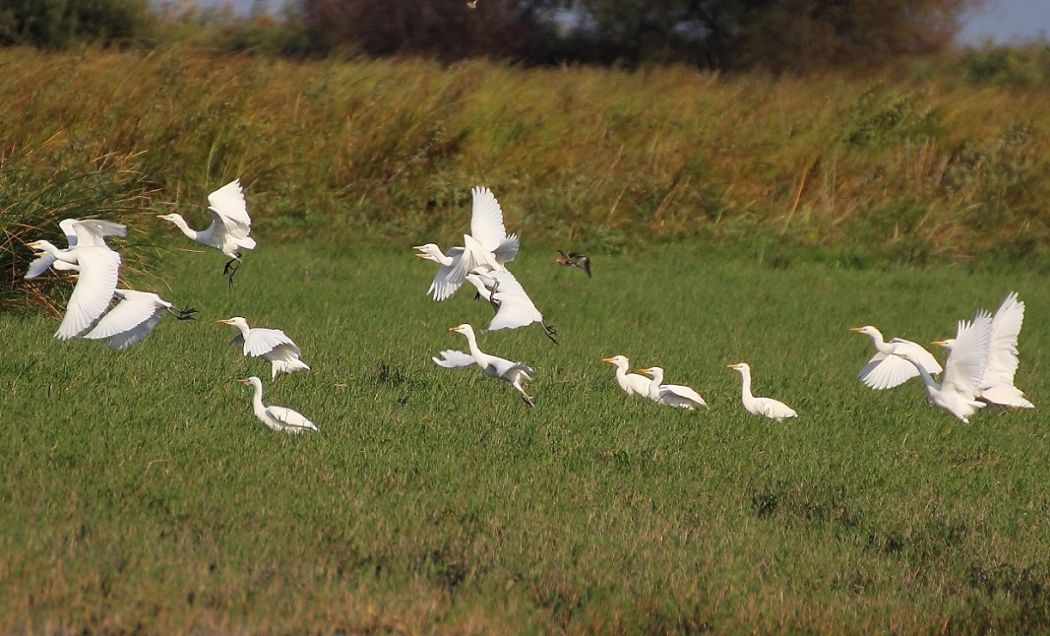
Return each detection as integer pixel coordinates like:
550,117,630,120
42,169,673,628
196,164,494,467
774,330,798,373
556,250,591,277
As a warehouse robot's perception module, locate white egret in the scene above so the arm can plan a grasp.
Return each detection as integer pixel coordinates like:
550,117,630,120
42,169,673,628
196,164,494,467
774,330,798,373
413,186,519,301
432,323,535,406
23,218,79,279
900,311,993,423
601,355,651,397
157,179,256,284
238,377,318,433
218,316,310,379
465,268,557,343
933,293,1032,409
637,366,707,409
83,289,196,349
726,363,797,421
851,325,943,390
26,219,126,340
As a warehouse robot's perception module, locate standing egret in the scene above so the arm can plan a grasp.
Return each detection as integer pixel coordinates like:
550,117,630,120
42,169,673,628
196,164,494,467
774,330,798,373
238,377,317,433
413,186,519,301
851,325,943,390
157,179,255,284
726,363,797,421
432,323,535,407
218,316,310,379
26,219,126,340
465,268,557,343
601,355,651,397
933,292,1033,409
556,250,591,277
900,311,993,423
83,290,196,349
637,366,707,409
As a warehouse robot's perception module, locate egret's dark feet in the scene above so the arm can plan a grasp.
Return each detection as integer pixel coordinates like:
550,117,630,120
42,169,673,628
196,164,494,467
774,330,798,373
542,323,558,345
169,306,198,321
223,260,240,287
520,393,535,408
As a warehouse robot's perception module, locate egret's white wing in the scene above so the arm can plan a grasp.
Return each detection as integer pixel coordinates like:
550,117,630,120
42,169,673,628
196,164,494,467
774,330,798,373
24,253,57,279
106,307,166,350
983,292,1024,387
469,186,508,252
429,247,467,301
489,356,533,380
491,233,520,264
243,328,300,357
483,270,544,332
70,219,126,247
207,179,252,238
858,353,920,390
941,311,993,395
432,350,477,369
755,397,797,419
83,290,160,340
54,247,121,340
59,218,79,247
446,236,492,296
265,406,317,432
889,338,942,374
659,384,707,407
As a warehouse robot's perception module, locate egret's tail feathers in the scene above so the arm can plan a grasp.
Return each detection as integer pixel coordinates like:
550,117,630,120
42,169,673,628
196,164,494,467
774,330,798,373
270,358,310,379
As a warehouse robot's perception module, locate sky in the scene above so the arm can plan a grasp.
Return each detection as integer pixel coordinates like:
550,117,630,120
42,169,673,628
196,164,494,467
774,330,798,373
191,0,1049,45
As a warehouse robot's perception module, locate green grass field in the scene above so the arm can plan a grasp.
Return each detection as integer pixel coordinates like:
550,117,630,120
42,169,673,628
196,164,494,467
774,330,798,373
1,242,1046,632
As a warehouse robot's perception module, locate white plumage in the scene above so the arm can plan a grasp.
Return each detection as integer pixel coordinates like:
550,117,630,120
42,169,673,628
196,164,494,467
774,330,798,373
238,376,317,433
637,366,707,409
465,268,557,342
83,289,194,349
901,310,993,423
851,325,943,390
218,316,310,379
413,186,519,301
727,362,797,421
602,355,652,397
433,323,535,406
24,218,79,279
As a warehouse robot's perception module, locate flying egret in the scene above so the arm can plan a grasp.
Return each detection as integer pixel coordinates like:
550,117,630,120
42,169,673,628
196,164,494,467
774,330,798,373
601,355,651,397
726,363,797,421
218,316,310,379
900,310,993,423
432,323,535,407
238,377,318,433
556,250,591,277
465,268,557,343
637,366,707,409
413,186,519,301
851,325,943,390
933,293,1032,409
26,219,126,340
82,289,196,349
24,218,79,279
157,179,256,284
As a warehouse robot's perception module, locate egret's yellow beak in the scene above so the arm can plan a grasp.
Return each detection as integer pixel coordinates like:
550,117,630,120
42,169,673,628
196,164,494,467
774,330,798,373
448,326,458,332
849,327,864,333
726,364,738,369
931,340,948,347
635,367,649,374
217,319,233,324
413,252,429,259
238,378,251,384
601,357,614,363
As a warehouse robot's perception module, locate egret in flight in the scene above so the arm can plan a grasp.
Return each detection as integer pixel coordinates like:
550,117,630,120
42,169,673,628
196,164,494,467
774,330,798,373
601,355,651,397
83,290,196,349
413,186,519,301
26,219,126,340
24,219,79,279
238,377,317,433
726,362,797,421
933,292,1032,409
218,316,310,379
465,268,557,343
900,310,992,423
637,366,707,409
432,323,535,407
851,325,943,390
158,179,255,284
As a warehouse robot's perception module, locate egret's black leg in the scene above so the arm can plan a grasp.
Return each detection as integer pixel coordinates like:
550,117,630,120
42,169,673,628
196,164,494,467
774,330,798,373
223,259,240,286
168,306,198,321
542,322,558,345
520,392,535,408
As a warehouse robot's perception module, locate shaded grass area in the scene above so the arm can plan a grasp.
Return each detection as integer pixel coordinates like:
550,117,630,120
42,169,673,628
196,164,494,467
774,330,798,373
1,47,1049,266
0,244,1047,632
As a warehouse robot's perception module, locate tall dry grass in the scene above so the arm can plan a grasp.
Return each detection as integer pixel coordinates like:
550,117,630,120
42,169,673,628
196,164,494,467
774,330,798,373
1,45,1048,280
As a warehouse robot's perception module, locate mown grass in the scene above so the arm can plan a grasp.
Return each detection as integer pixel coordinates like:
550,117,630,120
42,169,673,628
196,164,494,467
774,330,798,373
0,242,1046,632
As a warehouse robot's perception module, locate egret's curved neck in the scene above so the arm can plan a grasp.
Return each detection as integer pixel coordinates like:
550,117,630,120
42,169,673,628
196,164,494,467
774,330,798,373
908,359,939,394
868,330,890,353
167,214,200,240
37,241,76,263
433,250,453,267
250,382,267,415
738,369,754,401
461,330,492,367
649,369,665,385
233,322,252,339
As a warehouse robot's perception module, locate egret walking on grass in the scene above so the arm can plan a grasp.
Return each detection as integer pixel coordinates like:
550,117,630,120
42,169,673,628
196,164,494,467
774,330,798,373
900,310,993,423
218,316,310,379
432,323,535,407
932,292,1033,409
238,376,317,433
727,362,797,421
851,325,943,390
602,355,651,397
82,289,196,349
637,366,707,409
158,179,255,285
413,186,519,301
